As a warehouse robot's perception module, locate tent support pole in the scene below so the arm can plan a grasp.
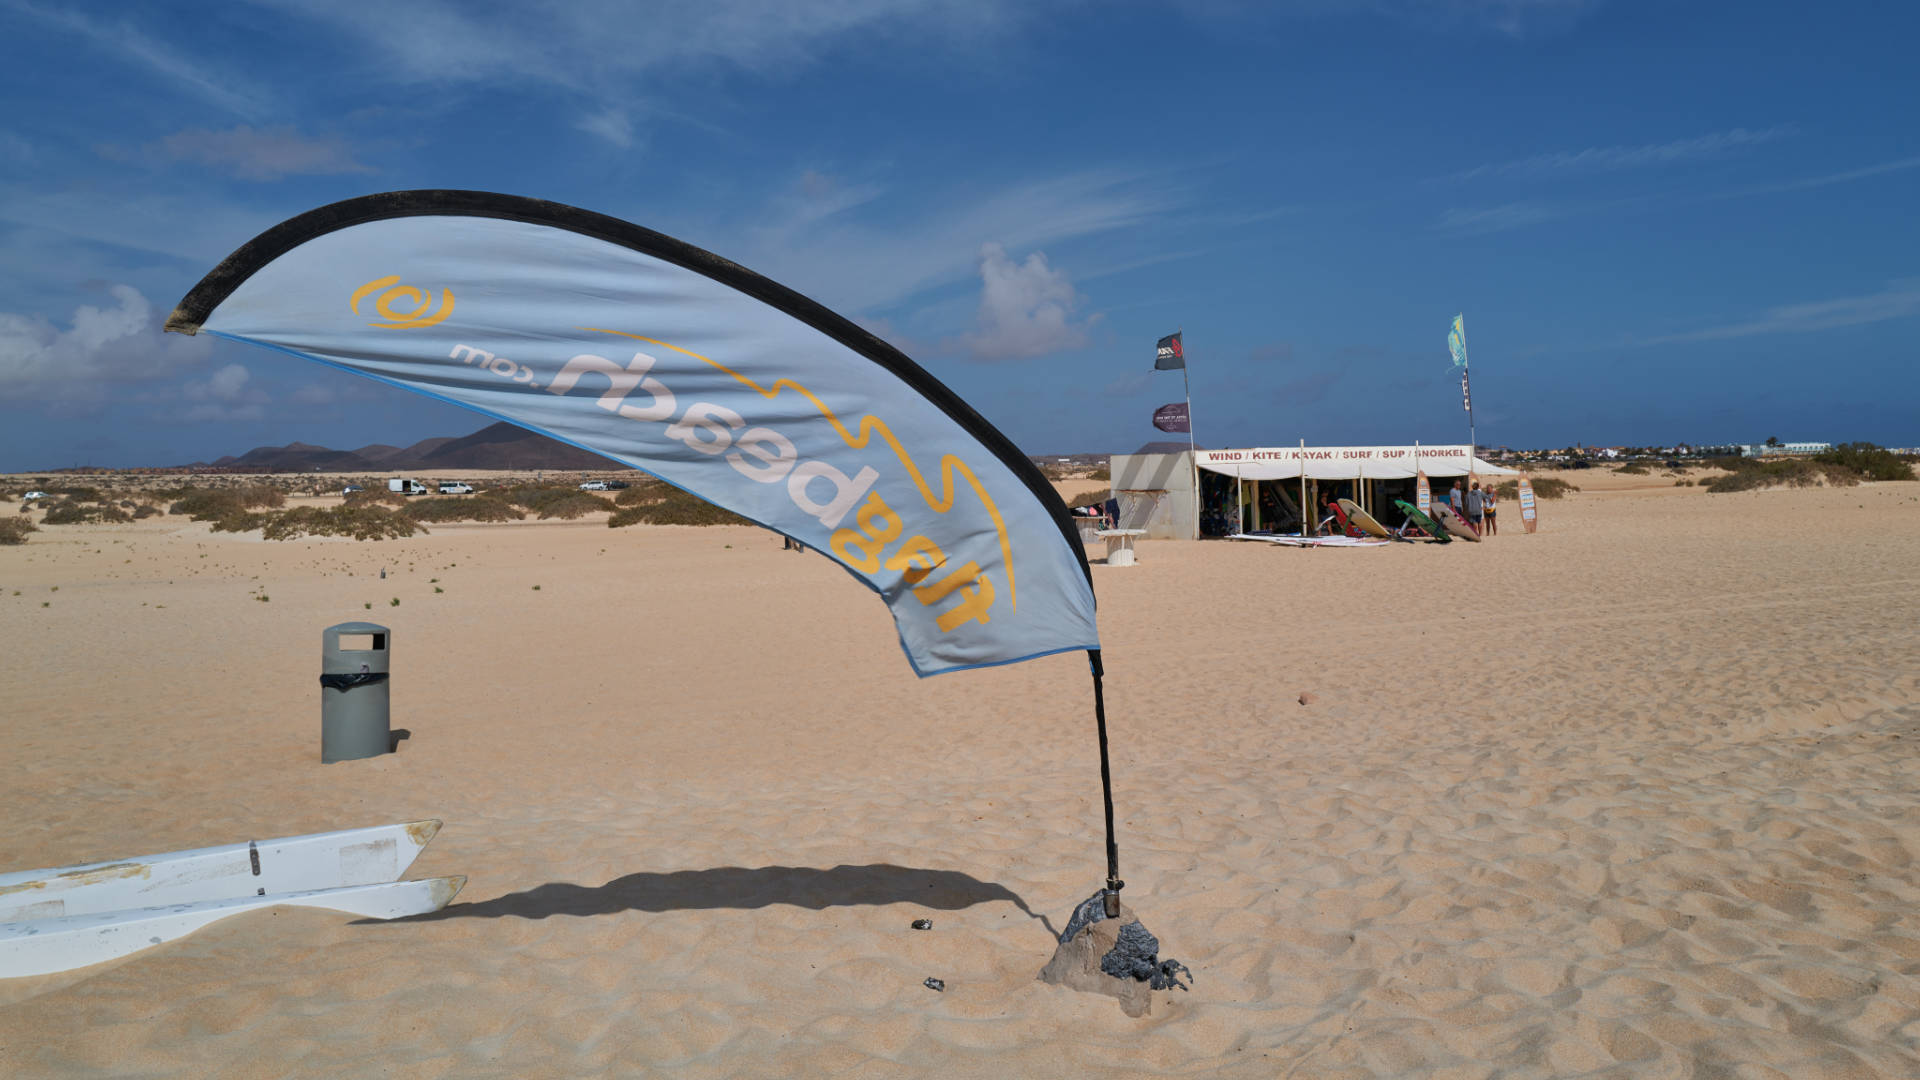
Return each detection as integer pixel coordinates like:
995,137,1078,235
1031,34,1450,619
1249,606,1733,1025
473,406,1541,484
1089,649,1123,917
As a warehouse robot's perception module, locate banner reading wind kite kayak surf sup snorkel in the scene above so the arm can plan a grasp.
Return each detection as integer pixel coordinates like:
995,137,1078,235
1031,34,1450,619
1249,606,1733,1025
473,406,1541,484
165,191,1098,676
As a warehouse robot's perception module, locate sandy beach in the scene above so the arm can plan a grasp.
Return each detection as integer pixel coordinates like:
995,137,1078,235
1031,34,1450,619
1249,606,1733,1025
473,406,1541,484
3,473,1919,1078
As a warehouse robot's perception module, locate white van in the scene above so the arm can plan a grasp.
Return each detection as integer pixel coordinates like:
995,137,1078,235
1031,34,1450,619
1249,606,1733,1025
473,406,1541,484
436,482,474,495
387,479,426,496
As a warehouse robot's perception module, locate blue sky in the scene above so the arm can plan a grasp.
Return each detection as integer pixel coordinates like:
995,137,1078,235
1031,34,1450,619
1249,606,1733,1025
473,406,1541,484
1,0,1915,470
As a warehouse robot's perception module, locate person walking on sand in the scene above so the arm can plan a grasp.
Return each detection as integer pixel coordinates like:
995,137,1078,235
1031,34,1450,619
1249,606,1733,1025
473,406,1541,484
1482,485,1498,536
1465,481,1485,535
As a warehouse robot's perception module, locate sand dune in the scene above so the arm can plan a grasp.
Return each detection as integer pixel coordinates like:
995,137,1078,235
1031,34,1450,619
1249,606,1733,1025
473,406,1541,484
3,479,1918,1077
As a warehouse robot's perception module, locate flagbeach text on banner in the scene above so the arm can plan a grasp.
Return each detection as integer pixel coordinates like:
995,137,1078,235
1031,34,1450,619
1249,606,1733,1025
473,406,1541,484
164,192,1098,677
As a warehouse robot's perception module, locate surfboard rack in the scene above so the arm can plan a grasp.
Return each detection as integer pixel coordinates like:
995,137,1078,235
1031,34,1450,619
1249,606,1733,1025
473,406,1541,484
0,821,463,978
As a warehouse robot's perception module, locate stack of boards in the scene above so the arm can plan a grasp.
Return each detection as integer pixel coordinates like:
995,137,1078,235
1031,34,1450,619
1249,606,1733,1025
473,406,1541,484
0,821,463,978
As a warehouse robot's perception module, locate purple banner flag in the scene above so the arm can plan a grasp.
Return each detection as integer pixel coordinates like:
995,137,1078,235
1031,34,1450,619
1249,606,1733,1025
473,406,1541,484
1152,402,1190,433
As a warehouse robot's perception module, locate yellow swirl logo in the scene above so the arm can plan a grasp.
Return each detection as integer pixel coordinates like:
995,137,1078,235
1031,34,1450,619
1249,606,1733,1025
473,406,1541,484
351,276,455,329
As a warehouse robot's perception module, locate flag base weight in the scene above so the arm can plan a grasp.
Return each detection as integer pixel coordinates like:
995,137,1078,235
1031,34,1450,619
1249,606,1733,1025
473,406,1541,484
1038,889,1190,1017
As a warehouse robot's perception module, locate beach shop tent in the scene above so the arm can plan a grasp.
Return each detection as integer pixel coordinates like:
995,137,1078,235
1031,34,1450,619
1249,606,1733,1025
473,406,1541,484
1195,445,1516,481
1111,446,1516,539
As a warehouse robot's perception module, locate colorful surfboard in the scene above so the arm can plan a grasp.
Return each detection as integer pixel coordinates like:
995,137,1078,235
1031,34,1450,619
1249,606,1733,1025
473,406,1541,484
1518,477,1538,533
1336,499,1394,540
1431,501,1480,542
1393,499,1449,543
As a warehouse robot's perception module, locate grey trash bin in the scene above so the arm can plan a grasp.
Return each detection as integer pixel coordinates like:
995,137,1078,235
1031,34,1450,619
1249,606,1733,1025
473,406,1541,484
321,621,391,763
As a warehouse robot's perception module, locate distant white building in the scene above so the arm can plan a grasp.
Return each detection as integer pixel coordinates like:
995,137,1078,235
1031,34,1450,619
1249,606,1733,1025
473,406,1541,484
1739,442,1831,457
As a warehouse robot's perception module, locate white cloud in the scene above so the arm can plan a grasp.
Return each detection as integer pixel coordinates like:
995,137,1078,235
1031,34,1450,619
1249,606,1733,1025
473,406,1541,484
0,284,211,405
1448,126,1792,182
962,243,1097,361
575,108,639,149
180,363,268,421
150,125,373,181
737,168,1171,313
1640,279,1920,345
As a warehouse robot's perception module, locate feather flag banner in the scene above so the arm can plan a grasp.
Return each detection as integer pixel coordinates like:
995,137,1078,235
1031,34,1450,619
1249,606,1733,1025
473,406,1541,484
164,191,1099,677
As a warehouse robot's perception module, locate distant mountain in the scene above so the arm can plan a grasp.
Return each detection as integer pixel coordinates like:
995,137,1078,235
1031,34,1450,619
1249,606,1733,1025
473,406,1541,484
177,423,618,473
402,422,609,470
210,441,384,472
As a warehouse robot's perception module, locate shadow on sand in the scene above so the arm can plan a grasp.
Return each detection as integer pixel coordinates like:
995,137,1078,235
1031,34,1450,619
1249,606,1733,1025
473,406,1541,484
390,864,1056,935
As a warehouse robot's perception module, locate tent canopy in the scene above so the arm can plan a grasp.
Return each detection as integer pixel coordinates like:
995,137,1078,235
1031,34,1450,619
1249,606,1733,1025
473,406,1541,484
1196,445,1517,481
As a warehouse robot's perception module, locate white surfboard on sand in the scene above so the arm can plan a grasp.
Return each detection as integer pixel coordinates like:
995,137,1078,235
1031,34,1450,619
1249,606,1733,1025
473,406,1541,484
0,821,461,978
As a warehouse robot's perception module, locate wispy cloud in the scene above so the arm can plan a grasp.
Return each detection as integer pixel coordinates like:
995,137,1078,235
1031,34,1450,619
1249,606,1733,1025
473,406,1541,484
6,1,266,117
1641,278,1920,344
104,125,374,181
250,0,1021,92
1434,200,1565,233
1446,126,1793,182
1713,155,1920,200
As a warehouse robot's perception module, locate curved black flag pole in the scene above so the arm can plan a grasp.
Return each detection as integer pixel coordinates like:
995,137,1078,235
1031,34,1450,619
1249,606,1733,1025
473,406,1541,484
162,189,1126,915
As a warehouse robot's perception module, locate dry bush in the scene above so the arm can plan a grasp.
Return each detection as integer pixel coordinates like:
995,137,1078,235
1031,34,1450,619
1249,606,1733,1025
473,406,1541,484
1702,458,1860,493
42,500,132,525
258,506,423,541
1816,443,1916,482
344,488,410,508
1066,490,1109,510
404,497,526,523
607,484,748,527
0,518,36,545
169,486,285,519
499,485,614,519
1495,477,1578,500
1615,462,1649,475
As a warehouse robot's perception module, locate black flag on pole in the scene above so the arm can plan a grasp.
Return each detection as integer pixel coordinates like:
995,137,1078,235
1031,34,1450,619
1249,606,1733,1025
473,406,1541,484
1154,332,1184,370
1461,369,1472,413
1152,402,1190,433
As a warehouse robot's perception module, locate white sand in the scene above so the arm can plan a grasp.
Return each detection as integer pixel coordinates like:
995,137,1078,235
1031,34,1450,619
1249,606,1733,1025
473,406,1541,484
2,476,1918,1077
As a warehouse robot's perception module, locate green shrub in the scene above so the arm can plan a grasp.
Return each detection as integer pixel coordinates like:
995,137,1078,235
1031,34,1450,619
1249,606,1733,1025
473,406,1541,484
132,504,161,519
343,488,410,508
1702,459,1858,492
403,497,525,523
607,484,747,527
496,486,614,519
1815,442,1916,482
169,486,285,520
0,518,35,545
42,500,132,525
258,505,423,541
1088,465,1110,482
1495,477,1578,500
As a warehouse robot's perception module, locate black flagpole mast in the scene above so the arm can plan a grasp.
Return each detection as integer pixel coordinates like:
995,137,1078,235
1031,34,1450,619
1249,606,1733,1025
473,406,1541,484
1088,649,1123,916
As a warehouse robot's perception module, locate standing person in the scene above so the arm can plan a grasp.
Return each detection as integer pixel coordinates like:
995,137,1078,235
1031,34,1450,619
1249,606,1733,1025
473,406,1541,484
1483,485,1499,536
1465,481,1485,535
1449,480,1465,513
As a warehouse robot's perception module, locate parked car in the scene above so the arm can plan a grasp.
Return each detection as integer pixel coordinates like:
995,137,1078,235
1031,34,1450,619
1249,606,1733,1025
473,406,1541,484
22,490,49,501
604,480,630,490
341,485,364,495
579,481,610,491
436,482,474,495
